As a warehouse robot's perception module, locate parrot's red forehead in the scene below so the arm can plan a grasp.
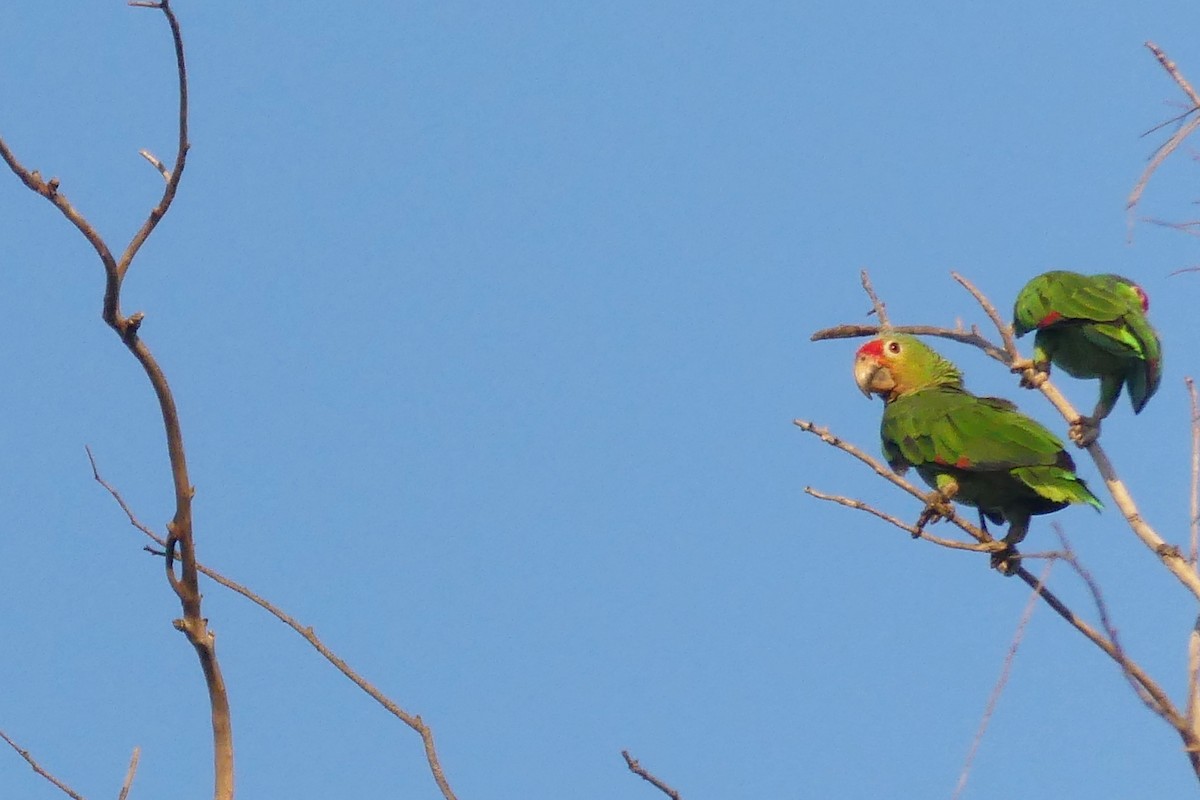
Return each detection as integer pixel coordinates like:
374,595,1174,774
856,339,885,359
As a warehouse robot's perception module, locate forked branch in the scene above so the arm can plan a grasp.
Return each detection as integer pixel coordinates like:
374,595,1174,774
0,3,231,798
1127,43,1200,222
87,448,460,800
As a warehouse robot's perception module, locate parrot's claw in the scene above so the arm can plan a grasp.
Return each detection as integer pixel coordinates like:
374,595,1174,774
988,544,1021,576
1069,416,1101,447
915,488,957,531
1010,358,1048,390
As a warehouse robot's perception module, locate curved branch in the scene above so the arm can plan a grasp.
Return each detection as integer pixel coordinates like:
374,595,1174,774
1,5,233,798
117,0,189,284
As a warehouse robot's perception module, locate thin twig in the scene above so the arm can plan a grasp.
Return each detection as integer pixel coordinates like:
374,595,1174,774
1127,43,1200,218
860,270,890,327
1053,529,1152,710
1188,377,1200,742
1148,41,1200,108
810,323,1008,364
138,149,171,182
622,750,682,800
792,419,992,546
1128,116,1200,215
117,746,140,800
0,728,85,800
1189,617,1200,740
952,559,1052,800
86,449,460,800
804,487,996,551
949,272,1019,358
1188,378,1199,567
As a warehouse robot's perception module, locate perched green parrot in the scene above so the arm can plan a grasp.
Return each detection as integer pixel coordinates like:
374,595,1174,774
854,334,1101,573
1012,271,1162,446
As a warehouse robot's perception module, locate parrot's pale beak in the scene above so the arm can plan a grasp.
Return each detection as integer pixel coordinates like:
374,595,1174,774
854,356,892,398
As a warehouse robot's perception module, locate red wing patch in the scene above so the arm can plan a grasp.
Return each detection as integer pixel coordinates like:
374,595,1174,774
1037,310,1063,328
932,454,972,468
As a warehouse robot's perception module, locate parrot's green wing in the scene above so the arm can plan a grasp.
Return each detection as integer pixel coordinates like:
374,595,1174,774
1013,271,1137,335
882,387,1102,511
884,389,1062,471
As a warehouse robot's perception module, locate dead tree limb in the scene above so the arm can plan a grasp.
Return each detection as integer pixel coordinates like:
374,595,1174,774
87,448,460,800
0,728,85,800
622,750,682,799
0,4,233,797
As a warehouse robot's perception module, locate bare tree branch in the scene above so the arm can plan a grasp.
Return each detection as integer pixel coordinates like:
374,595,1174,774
1190,617,1200,743
1127,42,1200,221
1188,377,1200,741
792,419,993,544
86,449,460,800
622,750,682,800
804,487,993,551
953,560,1052,800
1188,377,1199,567
810,323,1009,363
137,149,171,183
117,747,140,800
0,5,233,797
860,269,890,327
0,728,85,800
1148,41,1200,111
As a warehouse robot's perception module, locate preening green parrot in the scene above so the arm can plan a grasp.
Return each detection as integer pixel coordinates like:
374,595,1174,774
1012,271,1162,447
854,334,1101,573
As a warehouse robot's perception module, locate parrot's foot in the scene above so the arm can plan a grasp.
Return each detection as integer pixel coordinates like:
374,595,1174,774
1069,416,1101,448
915,487,958,532
1010,358,1048,389
982,540,1021,576
991,547,1021,576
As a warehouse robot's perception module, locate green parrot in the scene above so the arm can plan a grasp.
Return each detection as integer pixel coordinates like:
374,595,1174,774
1012,271,1162,447
854,333,1101,573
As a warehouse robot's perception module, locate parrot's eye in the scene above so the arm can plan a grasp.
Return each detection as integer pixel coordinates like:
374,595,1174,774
887,340,901,354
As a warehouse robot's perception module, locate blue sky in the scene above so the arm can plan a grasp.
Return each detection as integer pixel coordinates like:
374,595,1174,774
2,2,1200,798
